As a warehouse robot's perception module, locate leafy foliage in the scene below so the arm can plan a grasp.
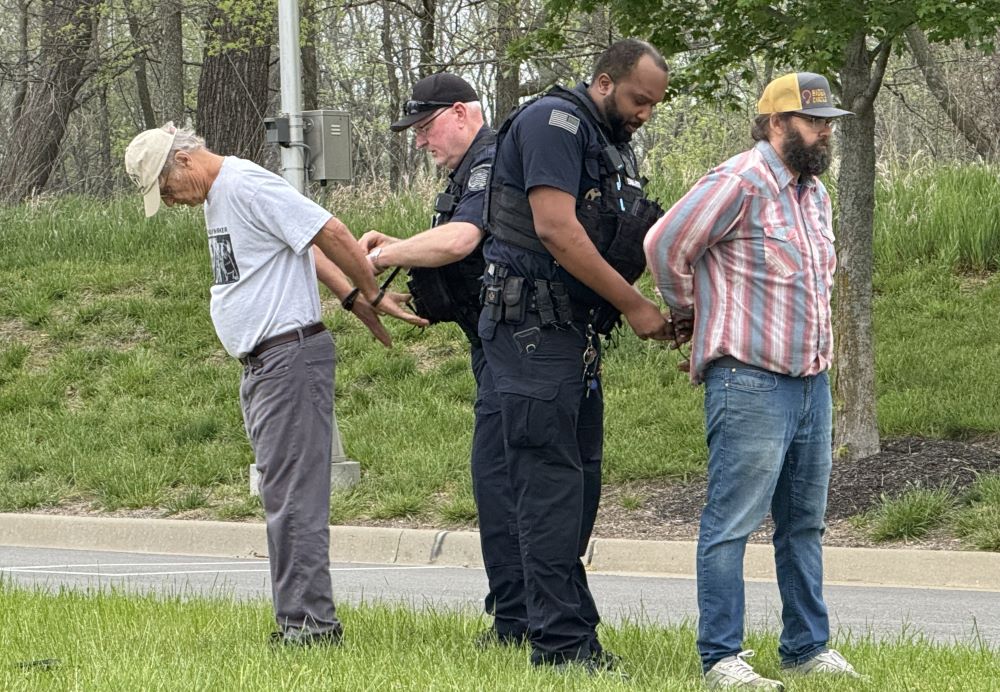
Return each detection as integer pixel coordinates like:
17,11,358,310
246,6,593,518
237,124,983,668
543,0,1000,101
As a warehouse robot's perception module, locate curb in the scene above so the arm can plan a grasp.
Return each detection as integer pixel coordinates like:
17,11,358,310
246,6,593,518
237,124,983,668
1,513,998,592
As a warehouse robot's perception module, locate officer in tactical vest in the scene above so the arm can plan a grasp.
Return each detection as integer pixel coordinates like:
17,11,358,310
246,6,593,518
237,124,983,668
479,40,674,673
359,73,528,646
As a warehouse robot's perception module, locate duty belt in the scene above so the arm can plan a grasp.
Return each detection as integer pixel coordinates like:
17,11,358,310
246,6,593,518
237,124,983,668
240,322,326,364
481,265,594,327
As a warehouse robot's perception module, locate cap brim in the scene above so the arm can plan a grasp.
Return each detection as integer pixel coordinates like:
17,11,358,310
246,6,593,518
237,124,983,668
142,184,162,217
796,106,854,118
390,110,437,132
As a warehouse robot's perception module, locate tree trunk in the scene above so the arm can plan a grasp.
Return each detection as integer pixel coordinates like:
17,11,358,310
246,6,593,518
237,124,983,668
196,2,273,162
124,0,157,129
0,0,99,203
381,1,403,191
417,0,436,76
905,25,995,160
833,31,884,461
159,0,185,124
494,0,520,122
98,84,113,196
11,0,31,124
301,0,319,111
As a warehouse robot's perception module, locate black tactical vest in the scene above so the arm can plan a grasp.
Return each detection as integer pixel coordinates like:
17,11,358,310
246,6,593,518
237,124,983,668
407,129,496,345
485,85,663,334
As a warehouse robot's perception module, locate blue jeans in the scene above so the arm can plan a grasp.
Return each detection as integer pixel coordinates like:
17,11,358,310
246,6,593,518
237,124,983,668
697,361,832,671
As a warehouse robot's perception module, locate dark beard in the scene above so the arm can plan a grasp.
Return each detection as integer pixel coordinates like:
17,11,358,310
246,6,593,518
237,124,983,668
602,93,633,144
783,125,831,177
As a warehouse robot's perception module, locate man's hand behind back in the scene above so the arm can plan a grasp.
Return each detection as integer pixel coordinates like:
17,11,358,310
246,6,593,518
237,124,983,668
350,291,427,348
374,291,429,329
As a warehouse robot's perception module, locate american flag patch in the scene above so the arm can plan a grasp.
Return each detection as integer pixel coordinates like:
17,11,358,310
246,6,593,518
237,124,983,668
548,109,580,135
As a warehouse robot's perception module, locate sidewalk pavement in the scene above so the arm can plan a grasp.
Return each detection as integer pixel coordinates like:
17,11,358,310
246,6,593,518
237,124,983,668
2,513,999,592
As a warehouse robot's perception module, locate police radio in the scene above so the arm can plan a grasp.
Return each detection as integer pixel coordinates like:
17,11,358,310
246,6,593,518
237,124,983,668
431,193,458,227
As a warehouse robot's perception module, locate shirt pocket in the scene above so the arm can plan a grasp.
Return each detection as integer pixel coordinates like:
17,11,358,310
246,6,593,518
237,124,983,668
762,225,804,278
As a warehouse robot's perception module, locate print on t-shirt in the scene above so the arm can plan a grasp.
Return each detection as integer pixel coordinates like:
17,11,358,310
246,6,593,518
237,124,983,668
207,227,240,285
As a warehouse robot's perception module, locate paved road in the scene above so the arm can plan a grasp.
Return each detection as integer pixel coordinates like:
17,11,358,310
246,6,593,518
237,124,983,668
2,545,998,647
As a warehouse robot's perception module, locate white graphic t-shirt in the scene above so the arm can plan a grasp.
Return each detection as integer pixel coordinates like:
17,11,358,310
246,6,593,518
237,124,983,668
204,157,331,358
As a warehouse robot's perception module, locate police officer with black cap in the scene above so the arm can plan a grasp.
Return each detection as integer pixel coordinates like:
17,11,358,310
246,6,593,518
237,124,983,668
359,73,528,646
479,39,673,673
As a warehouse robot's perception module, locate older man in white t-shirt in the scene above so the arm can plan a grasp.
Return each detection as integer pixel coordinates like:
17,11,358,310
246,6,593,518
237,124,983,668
125,123,425,646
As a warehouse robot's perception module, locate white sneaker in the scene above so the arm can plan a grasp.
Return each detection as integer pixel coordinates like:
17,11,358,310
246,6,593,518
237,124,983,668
783,649,862,677
704,650,784,689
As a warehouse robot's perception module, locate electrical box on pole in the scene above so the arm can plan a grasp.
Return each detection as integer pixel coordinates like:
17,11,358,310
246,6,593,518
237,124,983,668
264,117,291,146
301,110,353,184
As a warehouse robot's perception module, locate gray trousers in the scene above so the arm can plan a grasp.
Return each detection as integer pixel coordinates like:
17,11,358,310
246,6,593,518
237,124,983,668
239,329,340,635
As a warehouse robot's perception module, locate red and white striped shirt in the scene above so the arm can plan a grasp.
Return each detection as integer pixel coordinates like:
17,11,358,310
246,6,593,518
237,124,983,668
643,141,837,383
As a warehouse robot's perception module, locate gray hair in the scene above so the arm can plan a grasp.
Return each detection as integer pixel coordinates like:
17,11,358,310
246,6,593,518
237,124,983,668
161,124,206,176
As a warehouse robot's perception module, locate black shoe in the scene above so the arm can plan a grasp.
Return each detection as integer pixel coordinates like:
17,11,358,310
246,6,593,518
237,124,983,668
269,626,343,647
473,628,528,649
553,650,628,679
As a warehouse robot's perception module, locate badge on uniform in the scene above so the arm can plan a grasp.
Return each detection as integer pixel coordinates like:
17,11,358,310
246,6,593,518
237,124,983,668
548,109,580,135
467,163,490,191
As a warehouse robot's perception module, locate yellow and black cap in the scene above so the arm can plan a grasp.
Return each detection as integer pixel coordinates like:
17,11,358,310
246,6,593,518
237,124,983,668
757,72,853,118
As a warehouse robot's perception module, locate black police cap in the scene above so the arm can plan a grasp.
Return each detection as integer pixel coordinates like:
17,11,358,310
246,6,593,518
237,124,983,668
390,73,479,132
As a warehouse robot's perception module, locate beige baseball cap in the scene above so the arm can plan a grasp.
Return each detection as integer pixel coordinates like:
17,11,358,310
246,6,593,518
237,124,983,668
125,122,177,217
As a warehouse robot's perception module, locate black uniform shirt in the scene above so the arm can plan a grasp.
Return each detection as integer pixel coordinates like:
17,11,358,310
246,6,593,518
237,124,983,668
484,83,610,307
444,125,495,228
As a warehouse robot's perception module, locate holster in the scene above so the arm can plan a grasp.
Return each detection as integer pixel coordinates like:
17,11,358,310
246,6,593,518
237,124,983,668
501,276,526,325
482,269,573,327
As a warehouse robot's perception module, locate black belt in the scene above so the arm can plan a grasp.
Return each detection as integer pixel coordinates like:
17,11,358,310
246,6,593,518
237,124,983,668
243,322,326,362
711,356,774,374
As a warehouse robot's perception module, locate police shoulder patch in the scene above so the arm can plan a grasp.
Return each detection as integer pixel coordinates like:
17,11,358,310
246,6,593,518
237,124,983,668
467,163,490,192
548,109,580,135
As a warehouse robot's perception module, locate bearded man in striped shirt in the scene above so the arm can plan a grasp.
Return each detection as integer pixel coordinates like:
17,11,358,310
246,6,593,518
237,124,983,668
644,73,863,689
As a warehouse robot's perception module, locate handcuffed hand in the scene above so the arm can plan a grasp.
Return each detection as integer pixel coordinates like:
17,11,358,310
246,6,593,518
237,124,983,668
369,290,429,329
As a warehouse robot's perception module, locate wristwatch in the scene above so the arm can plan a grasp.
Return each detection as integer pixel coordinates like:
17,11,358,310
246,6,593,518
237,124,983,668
367,246,383,271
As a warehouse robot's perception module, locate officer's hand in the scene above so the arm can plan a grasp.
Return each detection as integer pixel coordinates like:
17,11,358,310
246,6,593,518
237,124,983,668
349,298,393,348
625,299,674,341
373,291,429,328
358,231,394,253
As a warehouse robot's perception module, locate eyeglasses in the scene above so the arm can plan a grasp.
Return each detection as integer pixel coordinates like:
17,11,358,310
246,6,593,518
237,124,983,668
413,107,449,137
158,164,180,198
791,114,836,131
403,99,454,116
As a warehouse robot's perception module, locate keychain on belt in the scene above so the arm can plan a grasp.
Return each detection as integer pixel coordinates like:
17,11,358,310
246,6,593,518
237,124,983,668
582,323,600,397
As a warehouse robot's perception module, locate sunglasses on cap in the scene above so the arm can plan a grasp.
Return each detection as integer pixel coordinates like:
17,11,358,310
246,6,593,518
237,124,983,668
403,100,455,115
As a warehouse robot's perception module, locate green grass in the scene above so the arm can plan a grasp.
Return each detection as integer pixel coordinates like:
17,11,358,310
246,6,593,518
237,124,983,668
1,584,998,691
954,475,1000,551
874,165,1000,272
2,167,1000,544
859,487,955,542
854,474,1000,548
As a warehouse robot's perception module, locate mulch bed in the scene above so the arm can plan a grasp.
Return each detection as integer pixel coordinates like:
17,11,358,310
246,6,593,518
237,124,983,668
824,436,1000,520
594,436,1000,547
